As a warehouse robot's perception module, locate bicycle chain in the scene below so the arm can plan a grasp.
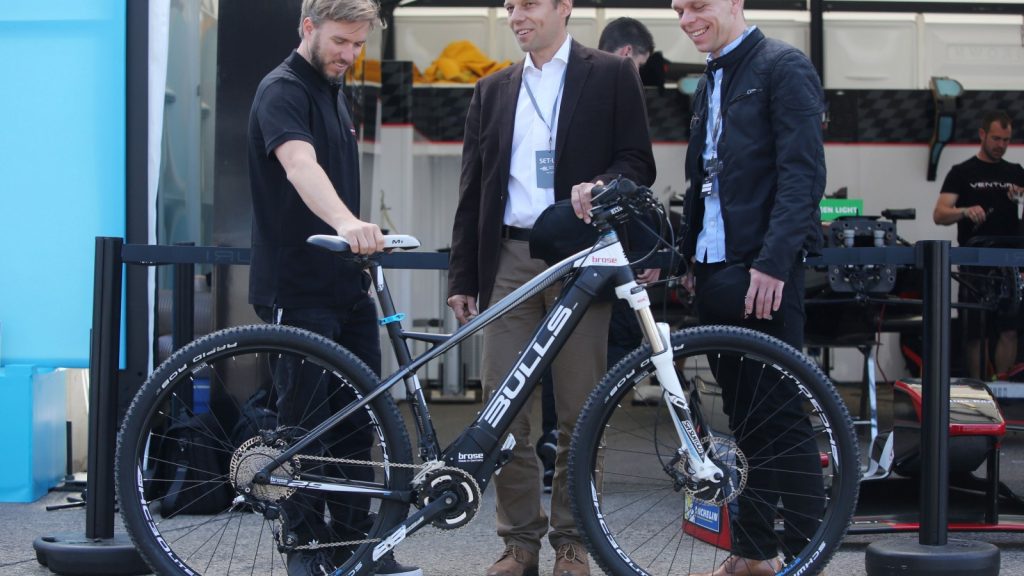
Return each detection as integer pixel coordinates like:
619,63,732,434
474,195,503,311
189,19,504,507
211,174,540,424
284,455,483,551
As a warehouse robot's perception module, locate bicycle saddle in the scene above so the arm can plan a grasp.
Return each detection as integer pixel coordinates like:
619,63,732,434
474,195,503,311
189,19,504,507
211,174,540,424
307,234,421,253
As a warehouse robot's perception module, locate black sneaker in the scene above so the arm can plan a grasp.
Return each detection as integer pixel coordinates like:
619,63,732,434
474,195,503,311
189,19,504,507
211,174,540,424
287,549,331,576
376,551,423,576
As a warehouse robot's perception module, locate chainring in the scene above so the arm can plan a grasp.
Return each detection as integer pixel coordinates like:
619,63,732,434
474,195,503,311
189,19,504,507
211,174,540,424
415,467,481,530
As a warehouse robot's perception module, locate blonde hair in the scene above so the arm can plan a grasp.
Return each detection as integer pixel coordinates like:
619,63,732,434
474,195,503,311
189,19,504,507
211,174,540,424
298,0,386,39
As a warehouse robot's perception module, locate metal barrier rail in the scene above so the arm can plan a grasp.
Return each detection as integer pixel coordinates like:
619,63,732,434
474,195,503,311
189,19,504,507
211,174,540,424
44,239,1021,575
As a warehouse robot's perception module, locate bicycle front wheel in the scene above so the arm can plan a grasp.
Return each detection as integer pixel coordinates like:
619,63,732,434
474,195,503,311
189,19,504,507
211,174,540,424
570,325,859,576
116,324,413,576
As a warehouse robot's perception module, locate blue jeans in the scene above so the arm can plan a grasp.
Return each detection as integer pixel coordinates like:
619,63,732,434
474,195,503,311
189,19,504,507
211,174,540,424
255,296,381,544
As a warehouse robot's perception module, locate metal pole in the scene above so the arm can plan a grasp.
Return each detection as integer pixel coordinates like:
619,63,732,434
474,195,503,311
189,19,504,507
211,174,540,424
172,243,196,351
85,237,123,540
918,239,950,545
810,0,824,80
986,442,999,524
865,241,998,575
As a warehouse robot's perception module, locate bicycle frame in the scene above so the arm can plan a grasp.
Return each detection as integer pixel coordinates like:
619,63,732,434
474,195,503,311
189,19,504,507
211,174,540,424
253,225,721,554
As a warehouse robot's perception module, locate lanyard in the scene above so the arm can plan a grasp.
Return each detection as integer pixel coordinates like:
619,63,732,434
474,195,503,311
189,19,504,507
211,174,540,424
710,112,722,159
523,65,568,152
708,69,723,161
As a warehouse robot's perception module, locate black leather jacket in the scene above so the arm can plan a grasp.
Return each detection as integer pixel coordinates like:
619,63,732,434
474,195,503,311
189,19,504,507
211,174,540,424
682,28,826,281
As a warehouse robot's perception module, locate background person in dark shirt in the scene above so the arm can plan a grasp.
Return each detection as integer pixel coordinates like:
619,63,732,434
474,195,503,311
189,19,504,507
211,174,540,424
598,16,655,69
247,1,418,575
933,110,1024,378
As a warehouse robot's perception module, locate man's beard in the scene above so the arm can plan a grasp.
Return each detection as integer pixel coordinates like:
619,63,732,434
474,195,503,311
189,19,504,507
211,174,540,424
310,34,345,85
982,141,1005,162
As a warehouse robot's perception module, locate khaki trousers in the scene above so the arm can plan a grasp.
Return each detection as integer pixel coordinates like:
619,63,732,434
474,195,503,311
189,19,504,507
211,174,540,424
482,239,611,553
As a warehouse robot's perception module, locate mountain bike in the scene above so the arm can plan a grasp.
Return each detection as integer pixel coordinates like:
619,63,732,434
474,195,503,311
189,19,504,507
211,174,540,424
115,179,859,575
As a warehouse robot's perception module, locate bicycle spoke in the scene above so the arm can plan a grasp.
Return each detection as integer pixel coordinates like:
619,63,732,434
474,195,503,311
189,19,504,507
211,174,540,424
571,326,858,576
117,325,413,575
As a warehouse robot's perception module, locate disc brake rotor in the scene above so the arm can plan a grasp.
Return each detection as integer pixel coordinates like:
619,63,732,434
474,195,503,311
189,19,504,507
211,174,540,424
680,436,748,506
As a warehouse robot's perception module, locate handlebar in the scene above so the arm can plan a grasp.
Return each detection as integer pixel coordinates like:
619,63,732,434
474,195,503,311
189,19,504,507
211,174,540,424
589,177,660,227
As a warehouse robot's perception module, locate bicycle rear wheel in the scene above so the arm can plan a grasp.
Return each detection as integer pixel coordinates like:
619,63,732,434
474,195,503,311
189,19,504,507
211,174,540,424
569,325,859,576
116,324,413,576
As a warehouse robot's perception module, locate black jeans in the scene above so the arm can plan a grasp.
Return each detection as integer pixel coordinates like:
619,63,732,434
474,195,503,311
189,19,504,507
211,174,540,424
694,262,824,561
255,296,381,544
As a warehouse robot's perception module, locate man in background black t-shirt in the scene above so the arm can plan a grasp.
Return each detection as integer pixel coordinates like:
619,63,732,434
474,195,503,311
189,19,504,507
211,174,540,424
933,110,1024,377
247,1,418,575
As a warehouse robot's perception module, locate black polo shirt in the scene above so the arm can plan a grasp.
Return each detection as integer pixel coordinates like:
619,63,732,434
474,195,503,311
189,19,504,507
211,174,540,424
248,51,365,309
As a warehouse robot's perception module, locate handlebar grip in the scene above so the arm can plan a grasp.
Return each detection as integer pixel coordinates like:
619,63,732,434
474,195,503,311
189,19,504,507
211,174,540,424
880,208,916,221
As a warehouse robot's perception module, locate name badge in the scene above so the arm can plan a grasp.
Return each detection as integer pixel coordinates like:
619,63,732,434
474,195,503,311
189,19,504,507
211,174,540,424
701,176,715,198
536,150,555,189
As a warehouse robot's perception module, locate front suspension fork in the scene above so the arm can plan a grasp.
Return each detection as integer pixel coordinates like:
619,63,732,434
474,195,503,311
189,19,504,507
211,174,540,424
616,282,724,484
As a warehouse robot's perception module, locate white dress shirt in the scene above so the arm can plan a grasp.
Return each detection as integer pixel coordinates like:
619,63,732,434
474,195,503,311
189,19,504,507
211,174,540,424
504,35,572,228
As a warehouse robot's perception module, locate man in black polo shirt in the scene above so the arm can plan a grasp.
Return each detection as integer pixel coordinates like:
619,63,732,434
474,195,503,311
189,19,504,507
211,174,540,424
933,110,1024,378
247,1,419,575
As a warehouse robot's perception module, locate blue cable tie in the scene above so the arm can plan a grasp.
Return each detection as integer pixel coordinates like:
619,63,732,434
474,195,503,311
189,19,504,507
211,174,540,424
378,313,406,326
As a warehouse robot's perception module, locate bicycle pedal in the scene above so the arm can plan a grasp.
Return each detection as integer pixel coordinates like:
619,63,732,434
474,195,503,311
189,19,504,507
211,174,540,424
496,448,514,469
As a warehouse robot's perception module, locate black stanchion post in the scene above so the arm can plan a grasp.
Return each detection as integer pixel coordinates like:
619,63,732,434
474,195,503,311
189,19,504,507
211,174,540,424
920,240,951,547
33,237,149,575
86,236,121,540
172,243,195,351
865,240,999,575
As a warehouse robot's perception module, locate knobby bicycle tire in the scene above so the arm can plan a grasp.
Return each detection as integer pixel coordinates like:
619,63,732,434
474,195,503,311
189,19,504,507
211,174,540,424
569,325,859,576
115,324,413,575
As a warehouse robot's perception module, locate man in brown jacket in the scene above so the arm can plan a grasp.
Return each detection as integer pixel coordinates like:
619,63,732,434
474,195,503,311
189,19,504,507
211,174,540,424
447,1,655,575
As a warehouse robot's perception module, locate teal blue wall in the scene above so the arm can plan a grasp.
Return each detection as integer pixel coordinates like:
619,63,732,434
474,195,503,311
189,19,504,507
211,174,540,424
0,1,127,367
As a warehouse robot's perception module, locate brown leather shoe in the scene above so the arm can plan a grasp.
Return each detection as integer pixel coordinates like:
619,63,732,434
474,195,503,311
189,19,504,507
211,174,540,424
486,544,539,576
553,542,590,576
689,555,784,576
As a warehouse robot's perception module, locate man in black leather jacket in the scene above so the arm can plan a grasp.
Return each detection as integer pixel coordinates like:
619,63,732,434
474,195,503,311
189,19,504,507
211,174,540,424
673,0,827,574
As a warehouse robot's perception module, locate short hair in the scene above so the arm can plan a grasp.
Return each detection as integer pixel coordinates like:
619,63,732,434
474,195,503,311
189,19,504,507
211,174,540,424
598,17,654,56
556,0,572,25
298,0,386,39
981,110,1012,132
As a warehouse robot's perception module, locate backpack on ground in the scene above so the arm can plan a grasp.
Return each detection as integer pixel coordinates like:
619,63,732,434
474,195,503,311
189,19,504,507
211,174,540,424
153,410,235,516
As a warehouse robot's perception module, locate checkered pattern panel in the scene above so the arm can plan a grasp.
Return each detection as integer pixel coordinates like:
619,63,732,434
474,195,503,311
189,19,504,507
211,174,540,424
956,92,1024,144
412,86,475,142
344,84,379,142
853,90,933,143
645,87,690,142
380,61,413,125
824,89,1024,144
392,81,1021,145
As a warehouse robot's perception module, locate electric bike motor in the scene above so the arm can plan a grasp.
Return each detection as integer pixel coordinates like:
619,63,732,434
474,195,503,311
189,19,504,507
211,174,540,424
890,378,1005,477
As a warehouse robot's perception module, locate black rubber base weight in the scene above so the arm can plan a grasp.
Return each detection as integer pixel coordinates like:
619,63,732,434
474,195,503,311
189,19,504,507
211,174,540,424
33,532,151,575
865,538,1000,576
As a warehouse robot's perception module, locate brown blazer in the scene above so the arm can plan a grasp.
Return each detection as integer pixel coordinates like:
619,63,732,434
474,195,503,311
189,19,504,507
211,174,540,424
448,40,656,309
